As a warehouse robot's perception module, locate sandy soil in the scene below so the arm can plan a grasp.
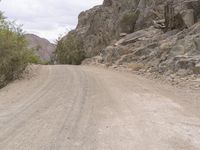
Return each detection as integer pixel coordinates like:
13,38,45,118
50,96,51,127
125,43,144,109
0,65,200,150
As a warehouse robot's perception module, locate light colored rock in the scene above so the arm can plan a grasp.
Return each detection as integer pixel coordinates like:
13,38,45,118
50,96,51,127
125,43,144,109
194,63,200,74
120,33,127,37
181,9,195,27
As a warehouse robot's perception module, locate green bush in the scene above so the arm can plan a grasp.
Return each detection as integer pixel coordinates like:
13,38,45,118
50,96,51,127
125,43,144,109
56,32,85,65
25,50,41,64
0,12,40,88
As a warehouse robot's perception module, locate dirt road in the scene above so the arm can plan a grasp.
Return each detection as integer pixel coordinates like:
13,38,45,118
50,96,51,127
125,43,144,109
0,65,200,150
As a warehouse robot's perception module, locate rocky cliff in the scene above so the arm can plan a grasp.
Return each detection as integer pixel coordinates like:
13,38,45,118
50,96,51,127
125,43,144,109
25,34,55,62
64,0,200,56
63,0,167,57
61,0,200,84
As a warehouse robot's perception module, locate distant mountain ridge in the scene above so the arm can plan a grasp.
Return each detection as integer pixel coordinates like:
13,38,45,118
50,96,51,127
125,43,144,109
25,34,55,62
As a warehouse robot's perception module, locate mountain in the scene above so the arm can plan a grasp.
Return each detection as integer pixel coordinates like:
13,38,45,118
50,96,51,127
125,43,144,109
25,34,55,62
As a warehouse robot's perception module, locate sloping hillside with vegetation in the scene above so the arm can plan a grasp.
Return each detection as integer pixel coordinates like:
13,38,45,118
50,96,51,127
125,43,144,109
0,12,40,88
25,34,56,62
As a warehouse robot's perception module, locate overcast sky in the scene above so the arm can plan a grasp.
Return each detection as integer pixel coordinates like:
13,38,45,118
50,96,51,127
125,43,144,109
0,0,103,42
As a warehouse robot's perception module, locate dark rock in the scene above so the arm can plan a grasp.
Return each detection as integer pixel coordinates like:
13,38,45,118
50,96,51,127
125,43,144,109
62,0,200,79
103,0,112,7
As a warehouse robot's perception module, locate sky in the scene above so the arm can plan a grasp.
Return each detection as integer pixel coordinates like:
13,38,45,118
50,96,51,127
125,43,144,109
0,0,103,43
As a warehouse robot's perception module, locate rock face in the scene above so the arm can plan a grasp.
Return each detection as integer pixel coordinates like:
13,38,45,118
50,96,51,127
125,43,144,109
93,23,200,75
103,0,113,6
63,0,200,57
25,34,55,62
80,0,200,78
63,0,168,57
60,0,200,79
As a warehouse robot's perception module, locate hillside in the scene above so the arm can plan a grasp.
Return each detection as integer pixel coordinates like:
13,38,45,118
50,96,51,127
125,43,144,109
60,0,167,57
57,0,200,87
25,34,55,62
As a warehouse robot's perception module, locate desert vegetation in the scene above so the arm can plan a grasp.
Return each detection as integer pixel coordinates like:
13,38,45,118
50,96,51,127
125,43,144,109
56,32,85,65
0,12,40,88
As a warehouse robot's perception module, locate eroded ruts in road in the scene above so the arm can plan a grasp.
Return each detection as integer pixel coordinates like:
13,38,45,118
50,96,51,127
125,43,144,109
0,65,200,150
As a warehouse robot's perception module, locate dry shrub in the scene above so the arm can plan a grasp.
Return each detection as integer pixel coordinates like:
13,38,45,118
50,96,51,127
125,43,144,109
0,12,40,88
